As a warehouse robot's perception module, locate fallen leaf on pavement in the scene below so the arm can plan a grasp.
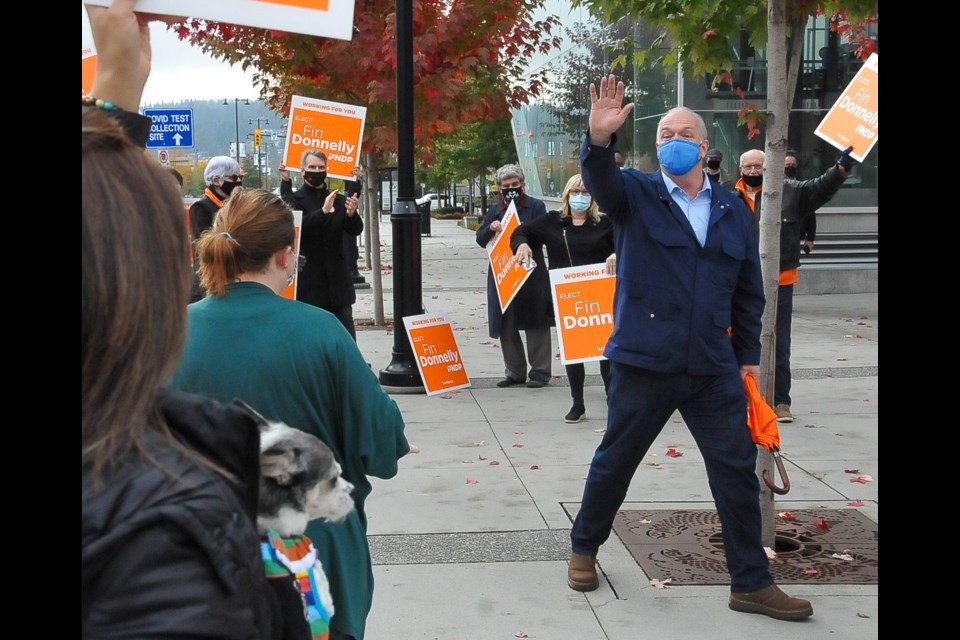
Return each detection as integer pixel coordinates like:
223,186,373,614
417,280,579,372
847,500,865,507
515,632,529,638
836,357,848,361
850,475,873,484
515,430,524,435
530,465,540,470
441,394,453,399
646,463,663,469
478,455,487,461
815,519,831,531
803,568,820,576
592,428,606,434
512,444,524,448
650,578,672,589
466,479,479,485
764,547,777,559
489,460,500,466
831,553,854,562
462,459,472,463
844,468,861,474
666,447,683,457
639,518,652,524
778,512,797,521
473,441,487,447
857,612,870,618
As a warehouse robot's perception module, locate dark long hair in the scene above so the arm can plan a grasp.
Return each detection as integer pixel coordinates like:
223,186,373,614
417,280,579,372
82,107,191,480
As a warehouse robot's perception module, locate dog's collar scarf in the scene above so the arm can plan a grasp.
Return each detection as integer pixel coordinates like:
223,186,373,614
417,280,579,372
262,530,331,638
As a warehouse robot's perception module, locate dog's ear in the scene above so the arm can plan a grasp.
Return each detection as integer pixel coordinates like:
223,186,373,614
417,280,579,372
261,445,300,485
235,399,270,431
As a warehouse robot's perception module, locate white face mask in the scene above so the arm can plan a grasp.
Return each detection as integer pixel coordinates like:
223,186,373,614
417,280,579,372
569,194,592,212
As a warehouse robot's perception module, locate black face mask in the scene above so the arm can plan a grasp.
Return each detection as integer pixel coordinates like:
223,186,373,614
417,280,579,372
742,174,763,188
706,159,722,171
501,186,523,202
303,171,327,188
783,166,798,179
220,180,241,197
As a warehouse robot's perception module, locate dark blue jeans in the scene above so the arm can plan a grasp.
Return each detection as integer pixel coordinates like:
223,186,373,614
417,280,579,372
570,362,773,593
775,284,794,407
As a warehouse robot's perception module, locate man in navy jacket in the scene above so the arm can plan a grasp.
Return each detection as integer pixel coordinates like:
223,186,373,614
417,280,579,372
567,75,812,621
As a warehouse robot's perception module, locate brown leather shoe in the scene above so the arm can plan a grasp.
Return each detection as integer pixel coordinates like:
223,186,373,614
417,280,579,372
567,552,599,591
729,584,813,620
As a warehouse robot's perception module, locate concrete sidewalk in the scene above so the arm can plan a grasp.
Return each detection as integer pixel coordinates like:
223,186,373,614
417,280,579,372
351,218,878,639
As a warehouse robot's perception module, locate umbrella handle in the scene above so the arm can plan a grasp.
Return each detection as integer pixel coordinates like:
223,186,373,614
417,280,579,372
762,447,791,495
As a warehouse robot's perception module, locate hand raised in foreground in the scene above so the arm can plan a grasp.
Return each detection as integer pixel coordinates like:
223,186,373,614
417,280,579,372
588,74,635,147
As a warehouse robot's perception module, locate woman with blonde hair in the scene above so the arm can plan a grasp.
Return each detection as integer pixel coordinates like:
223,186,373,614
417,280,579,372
173,187,410,640
511,174,616,423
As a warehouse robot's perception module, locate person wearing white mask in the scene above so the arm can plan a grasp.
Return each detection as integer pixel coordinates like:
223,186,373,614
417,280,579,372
511,174,616,423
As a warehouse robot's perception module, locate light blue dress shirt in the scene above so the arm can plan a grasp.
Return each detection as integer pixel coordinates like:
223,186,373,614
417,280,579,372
660,171,713,246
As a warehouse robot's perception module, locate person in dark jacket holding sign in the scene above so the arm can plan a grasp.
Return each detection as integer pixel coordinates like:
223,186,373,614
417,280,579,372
731,147,851,423
476,164,553,388
280,151,363,339
510,174,615,423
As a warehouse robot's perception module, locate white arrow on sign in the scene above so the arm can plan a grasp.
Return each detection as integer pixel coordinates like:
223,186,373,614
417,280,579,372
172,133,183,146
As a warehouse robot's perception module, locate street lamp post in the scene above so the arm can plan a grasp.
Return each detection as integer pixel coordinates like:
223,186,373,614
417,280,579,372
223,98,250,165
249,117,269,189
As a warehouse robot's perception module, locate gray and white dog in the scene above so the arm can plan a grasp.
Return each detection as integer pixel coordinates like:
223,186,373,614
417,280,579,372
239,401,355,626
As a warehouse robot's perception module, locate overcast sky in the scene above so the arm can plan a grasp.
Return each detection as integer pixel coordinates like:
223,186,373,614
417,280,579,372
142,22,260,105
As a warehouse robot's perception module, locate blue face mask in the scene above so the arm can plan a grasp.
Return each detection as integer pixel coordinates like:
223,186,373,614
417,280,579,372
657,138,702,176
569,194,592,212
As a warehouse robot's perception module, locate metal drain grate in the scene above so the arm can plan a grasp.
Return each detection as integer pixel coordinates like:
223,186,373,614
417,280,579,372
611,509,877,585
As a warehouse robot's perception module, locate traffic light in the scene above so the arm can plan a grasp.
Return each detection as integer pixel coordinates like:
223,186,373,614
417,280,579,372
254,128,262,148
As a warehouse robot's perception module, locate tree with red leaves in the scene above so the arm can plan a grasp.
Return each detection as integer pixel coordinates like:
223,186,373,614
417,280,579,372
175,1,559,164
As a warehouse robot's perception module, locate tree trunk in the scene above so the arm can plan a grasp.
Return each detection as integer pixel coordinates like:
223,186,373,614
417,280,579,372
786,17,806,110
758,0,790,548
362,151,386,327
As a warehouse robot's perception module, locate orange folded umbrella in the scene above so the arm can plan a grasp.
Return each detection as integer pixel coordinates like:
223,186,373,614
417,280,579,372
744,375,790,495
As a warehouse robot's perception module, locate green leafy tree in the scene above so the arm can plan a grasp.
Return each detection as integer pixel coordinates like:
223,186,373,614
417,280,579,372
421,115,517,212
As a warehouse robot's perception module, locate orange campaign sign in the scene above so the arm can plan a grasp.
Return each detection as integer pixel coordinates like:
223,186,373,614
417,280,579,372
549,264,616,365
280,210,303,300
814,52,878,162
283,95,367,181
83,1,356,40
82,6,96,95
402,313,471,396
485,201,535,313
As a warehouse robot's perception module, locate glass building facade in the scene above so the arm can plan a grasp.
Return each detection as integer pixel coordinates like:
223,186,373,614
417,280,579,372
510,7,878,210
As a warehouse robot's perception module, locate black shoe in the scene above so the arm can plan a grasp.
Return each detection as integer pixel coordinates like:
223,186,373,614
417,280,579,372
526,378,548,389
496,377,525,388
565,405,586,423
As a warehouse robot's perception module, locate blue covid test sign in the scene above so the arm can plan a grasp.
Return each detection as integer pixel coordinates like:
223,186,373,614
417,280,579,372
144,108,194,148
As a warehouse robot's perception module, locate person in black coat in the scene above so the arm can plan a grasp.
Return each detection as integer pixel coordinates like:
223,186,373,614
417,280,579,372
731,147,850,423
82,5,276,635
279,151,363,339
511,174,616,422
188,154,243,301
476,164,553,388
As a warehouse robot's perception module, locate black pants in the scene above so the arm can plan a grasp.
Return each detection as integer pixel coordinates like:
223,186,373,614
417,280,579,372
565,360,611,406
324,305,357,341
